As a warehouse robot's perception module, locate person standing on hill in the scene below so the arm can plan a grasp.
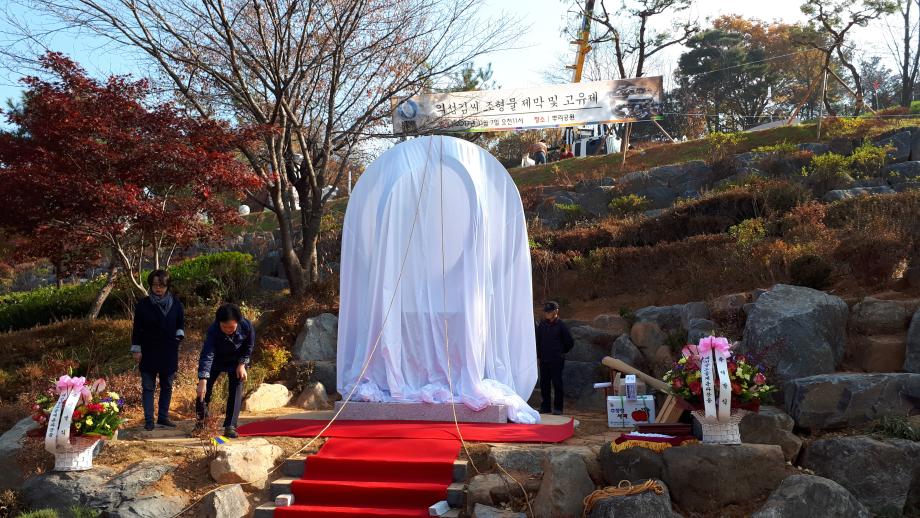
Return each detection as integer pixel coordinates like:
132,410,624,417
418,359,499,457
131,269,185,431
194,303,255,439
535,301,574,415
530,139,548,165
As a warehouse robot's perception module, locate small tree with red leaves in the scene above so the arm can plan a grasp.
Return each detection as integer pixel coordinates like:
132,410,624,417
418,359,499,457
0,52,260,317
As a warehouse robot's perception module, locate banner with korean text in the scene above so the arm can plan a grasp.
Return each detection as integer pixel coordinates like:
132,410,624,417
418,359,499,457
392,76,663,134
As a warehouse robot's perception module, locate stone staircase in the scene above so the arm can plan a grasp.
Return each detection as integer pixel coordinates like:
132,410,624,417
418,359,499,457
253,452,469,517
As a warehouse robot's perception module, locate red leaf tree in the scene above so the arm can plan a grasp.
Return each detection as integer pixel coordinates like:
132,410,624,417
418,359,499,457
0,52,260,316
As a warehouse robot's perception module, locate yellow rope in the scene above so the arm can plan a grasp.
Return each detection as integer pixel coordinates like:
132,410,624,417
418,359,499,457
582,480,665,518
610,438,698,454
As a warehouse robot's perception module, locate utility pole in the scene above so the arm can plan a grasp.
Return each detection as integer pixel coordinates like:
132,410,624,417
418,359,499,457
564,0,596,148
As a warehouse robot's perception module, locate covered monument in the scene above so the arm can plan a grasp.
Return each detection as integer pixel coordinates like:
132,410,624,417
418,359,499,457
337,136,539,423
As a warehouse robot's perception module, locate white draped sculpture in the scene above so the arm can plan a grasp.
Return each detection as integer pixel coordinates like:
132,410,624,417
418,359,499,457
337,136,539,423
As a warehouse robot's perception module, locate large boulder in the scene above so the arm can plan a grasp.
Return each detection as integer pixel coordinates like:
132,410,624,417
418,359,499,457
573,186,616,217
822,186,896,202
294,313,338,361
568,324,619,363
586,479,679,518
210,438,284,490
681,302,710,330
311,361,338,394
0,417,35,490
784,373,920,430
472,504,526,518
597,443,664,485
562,360,606,410
630,322,667,353
741,284,848,384
739,406,803,462
885,161,920,182
686,318,716,346
634,305,684,333
201,483,250,518
662,443,785,514
243,383,292,412
610,334,647,372
848,335,907,372
876,130,913,162
907,310,920,373
21,459,186,517
850,298,912,334
591,314,630,336
259,275,289,292
293,382,332,410
711,292,751,318
799,436,920,515
533,450,596,518
752,474,869,518
466,474,513,513
489,445,545,474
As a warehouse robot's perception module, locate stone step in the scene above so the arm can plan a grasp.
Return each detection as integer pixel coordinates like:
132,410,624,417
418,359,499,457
282,456,307,477
269,477,298,499
279,456,469,482
446,482,466,508
254,503,461,517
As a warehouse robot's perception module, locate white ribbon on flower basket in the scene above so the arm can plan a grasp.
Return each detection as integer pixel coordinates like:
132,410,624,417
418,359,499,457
698,336,732,423
44,376,99,471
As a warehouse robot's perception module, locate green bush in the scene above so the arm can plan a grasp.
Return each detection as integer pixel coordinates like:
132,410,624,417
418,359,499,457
608,194,649,217
789,254,832,290
801,152,854,193
752,140,799,155
169,252,257,305
728,218,767,253
849,140,889,179
706,131,743,164
0,279,115,332
911,100,920,114
554,203,586,227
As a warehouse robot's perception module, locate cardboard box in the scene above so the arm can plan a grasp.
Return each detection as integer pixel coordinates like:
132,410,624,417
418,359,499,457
607,395,656,428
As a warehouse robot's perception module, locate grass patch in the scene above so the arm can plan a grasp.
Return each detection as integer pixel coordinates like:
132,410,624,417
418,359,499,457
870,415,920,441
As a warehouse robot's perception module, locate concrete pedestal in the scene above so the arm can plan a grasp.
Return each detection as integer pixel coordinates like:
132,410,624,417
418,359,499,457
332,401,507,423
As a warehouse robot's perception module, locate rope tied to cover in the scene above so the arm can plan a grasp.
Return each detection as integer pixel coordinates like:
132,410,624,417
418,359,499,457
582,479,665,518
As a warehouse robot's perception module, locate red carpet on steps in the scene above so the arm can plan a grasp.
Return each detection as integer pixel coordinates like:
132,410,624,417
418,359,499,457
273,437,459,518
237,418,575,443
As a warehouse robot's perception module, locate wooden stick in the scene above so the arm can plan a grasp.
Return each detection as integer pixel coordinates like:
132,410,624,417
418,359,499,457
787,68,825,125
652,118,676,143
601,357,671,393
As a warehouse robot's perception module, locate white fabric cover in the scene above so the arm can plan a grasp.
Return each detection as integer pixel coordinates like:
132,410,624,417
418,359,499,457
337,136,539,424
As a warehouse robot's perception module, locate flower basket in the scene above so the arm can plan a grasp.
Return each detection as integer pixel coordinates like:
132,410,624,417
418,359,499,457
52,435,101,471
691,409,748,445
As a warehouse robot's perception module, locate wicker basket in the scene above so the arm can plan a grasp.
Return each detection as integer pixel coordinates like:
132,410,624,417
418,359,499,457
691,410,748,445
53,436,101,472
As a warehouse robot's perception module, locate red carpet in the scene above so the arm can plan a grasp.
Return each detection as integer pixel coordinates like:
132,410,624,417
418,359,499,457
274,437,459,518
238,418,575,443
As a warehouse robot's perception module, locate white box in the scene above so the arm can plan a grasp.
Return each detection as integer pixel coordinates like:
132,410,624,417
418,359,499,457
607,395,656,428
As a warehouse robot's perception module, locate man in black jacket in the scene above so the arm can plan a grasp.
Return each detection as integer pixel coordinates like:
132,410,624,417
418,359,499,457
535,301,574,415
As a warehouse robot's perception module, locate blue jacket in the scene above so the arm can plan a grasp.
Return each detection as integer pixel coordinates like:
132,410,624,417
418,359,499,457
131,296,185,374
197,318,255,379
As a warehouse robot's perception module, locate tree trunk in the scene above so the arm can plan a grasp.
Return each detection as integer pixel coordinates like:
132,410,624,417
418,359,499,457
87,261,118,319
270,181,306,295
296,181,322,284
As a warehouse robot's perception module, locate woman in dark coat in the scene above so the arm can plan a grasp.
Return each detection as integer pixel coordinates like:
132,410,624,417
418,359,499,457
194,303,255,439
131,269,185,431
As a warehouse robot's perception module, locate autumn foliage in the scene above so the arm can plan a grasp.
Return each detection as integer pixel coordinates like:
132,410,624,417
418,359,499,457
0,53,260,291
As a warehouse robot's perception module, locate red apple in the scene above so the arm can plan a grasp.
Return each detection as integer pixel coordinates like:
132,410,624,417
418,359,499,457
631,409,649,421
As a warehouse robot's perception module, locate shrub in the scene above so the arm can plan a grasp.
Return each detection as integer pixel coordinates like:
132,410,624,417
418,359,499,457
553,203,586,227
801,152,854,193
0,280,114,332
748,178,812,215
706,131,743,164
870,415,920,441
752,141,800,155
833,231,908,284
608,194,649,217
789,254,832,290
911,100,920,114
168,252,257,305
728,218,767,253
849,140,889,179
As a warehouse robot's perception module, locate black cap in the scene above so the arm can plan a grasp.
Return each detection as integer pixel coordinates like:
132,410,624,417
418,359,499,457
543,301,559,312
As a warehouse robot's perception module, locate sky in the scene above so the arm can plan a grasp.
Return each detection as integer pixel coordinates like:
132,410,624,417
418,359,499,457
0,0,896,106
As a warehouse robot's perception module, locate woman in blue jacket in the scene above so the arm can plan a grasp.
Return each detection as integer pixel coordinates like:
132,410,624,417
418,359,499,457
131,269,185,431
194,303,255,438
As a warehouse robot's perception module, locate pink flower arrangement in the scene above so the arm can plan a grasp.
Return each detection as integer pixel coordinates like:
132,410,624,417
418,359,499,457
31,375,125,439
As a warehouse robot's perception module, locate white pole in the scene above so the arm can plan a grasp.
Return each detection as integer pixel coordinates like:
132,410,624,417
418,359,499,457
348,169,352,195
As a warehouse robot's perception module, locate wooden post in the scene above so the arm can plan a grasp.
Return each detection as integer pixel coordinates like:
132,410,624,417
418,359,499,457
787,69,826,125
621,122,632,168
652,118,677,143
816,68,828,141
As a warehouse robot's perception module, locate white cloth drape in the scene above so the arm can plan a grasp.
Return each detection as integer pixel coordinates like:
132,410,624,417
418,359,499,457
337,136,539,424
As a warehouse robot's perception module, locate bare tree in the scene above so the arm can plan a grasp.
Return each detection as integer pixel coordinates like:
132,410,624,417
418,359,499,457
567,0,698,80
883,0,920,106
801,0,898,115
17,0,515,295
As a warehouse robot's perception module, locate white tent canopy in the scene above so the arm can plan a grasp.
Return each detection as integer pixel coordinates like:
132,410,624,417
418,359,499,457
337,136,539,424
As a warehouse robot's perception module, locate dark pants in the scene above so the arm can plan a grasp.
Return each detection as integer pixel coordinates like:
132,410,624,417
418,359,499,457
533,151,547,164
140,370,175,425
539,359,564,413
195,364,244,428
